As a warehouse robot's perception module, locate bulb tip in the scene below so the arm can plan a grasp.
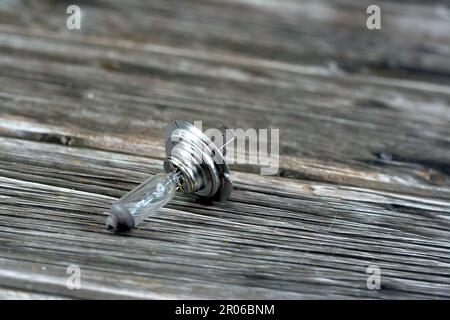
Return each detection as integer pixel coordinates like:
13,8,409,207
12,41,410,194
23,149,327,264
105,204,135,232
105,215,119,232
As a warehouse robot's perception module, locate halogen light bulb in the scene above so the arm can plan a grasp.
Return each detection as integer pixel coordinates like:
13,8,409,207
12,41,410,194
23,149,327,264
106,120,233,232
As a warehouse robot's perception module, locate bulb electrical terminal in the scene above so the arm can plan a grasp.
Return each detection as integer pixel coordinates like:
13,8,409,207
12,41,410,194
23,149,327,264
106,120,233,232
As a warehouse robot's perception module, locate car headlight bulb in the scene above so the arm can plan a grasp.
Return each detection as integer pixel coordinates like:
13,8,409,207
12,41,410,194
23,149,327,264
106,120,233,232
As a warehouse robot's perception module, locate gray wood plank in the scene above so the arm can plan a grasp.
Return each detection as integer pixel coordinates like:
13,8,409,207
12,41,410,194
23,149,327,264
0,0,449,299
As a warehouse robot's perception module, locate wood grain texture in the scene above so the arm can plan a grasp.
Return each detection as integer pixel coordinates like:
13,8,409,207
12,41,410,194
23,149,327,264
0,0,449,299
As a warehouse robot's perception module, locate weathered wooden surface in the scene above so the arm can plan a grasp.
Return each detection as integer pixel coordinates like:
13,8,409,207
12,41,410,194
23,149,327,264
0,0,450,299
